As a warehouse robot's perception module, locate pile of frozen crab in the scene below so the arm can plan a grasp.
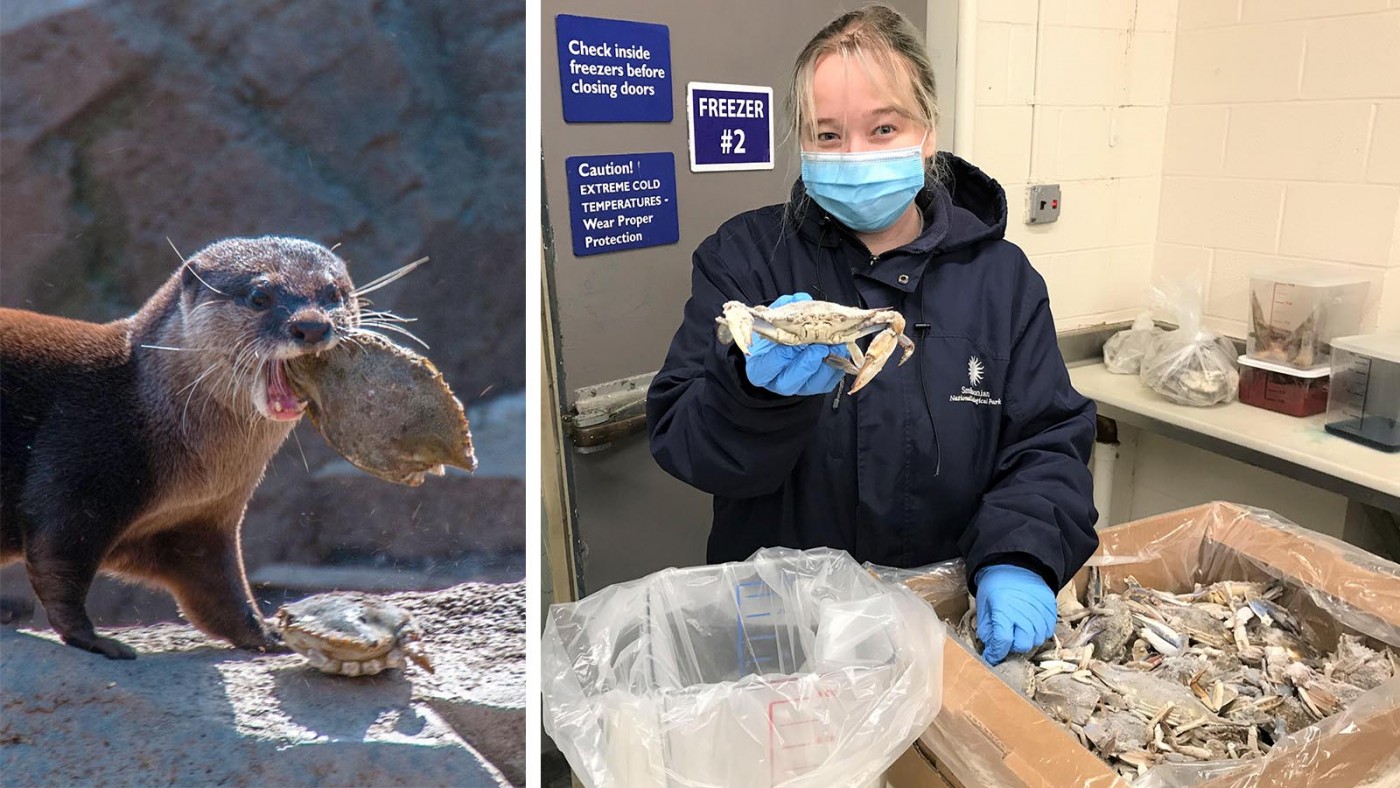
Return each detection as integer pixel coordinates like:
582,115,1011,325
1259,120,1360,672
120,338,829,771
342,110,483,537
956,570,1399,779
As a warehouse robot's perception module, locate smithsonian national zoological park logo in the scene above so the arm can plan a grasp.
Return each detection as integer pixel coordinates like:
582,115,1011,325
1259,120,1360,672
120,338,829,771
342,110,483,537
950,355,1002,406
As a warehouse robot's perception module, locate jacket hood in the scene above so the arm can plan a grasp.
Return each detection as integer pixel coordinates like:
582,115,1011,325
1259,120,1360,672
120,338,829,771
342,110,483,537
791,151,1008,255
934,152,1008,252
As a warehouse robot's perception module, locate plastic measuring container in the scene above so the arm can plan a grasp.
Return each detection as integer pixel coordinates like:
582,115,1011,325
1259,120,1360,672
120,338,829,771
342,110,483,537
1247,267,1368,370
1324,332,1400,452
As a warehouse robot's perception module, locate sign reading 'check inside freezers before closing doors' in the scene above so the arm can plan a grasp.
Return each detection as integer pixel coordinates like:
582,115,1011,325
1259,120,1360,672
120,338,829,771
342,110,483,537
565,152,679,257
687,82,774,172
556,14,672,123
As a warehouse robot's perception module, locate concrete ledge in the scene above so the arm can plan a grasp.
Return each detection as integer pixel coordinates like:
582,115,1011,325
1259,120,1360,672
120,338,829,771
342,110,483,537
0,583,524,787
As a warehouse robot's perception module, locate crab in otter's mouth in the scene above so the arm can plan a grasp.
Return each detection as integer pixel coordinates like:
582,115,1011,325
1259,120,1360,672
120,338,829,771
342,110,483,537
283,331,477,486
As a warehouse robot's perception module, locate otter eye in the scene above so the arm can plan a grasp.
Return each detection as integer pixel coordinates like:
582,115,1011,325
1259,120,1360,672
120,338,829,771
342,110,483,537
248,288,272,310
322,284,343,304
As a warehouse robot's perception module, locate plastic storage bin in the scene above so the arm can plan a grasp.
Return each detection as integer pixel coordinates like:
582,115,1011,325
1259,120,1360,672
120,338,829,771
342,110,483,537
1325,332,1400,452
1248,267,1368,370
1237,355,1330,417
541,548,945,788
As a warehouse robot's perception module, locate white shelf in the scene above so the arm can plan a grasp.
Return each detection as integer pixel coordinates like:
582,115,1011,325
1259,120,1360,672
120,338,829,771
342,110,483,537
1069,362,1400,512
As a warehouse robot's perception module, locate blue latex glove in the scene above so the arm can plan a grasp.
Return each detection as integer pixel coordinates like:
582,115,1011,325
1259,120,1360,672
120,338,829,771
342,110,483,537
975,564,1057,666
742,293,851,397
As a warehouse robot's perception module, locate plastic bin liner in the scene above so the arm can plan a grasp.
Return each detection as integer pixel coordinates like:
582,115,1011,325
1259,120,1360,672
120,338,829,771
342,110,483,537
542,547,946,788
1104,312,1164,374
884,502,1400,788
1140,282,1240,406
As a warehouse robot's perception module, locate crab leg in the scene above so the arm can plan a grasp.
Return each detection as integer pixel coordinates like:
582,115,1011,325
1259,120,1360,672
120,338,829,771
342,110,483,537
717,302,756,355
848,328,900,394
883,313,915,367
404,643,435,673
895,332,915,366
847,314,914,394
848,341,865,369
824,341,863,375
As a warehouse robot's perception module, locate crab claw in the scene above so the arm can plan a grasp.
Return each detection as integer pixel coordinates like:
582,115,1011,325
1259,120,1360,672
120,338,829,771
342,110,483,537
896,333,916,366
405,644,435,673
717,301,756,355
848,328,900,394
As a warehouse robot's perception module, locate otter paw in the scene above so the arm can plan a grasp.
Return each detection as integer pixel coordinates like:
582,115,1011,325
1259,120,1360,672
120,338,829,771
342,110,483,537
77,636,138,660
259,638,293,655
234,638,290,654
262,622,292,653
235,622,291,654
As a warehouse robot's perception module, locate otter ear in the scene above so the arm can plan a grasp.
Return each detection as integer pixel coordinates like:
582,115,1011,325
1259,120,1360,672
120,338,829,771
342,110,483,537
181,262,222,297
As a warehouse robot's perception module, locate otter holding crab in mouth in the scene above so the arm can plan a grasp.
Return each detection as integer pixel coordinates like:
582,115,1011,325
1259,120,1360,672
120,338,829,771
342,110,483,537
0,236,365,659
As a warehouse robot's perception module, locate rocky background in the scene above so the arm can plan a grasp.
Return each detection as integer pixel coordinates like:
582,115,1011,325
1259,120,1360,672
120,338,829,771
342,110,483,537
0,0,526,624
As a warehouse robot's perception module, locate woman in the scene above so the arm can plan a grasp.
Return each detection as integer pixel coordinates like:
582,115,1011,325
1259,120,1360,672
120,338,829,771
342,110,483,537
645,5,1096,666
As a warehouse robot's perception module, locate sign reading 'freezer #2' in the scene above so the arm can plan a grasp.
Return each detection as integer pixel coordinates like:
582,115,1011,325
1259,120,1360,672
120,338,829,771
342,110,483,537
686,82,774,172
556,14,672,123
565,152,679,256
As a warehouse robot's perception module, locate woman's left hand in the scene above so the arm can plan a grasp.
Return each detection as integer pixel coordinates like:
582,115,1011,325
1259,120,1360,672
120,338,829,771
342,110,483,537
974,564,1057,665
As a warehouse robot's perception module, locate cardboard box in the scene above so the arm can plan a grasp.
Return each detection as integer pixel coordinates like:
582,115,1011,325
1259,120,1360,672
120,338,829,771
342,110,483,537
885,741,953,788
895,502,1400,788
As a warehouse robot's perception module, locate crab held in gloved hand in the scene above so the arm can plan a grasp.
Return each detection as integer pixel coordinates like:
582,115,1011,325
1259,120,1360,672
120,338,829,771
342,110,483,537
716,293,916,394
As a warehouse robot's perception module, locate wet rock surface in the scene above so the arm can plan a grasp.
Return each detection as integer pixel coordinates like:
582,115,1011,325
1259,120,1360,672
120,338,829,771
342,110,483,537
0,582,525,787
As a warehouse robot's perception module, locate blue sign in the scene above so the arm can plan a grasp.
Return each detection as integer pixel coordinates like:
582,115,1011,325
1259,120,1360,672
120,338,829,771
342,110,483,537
687,82,774,172
565,152,679,257
556,15,672,123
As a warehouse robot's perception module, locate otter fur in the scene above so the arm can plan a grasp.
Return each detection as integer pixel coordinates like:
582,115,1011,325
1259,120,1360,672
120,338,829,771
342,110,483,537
0,237,358,659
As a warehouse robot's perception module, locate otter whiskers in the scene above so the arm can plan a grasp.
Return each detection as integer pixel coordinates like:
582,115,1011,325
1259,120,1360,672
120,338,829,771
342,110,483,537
354,323,429,349
349,256,428,299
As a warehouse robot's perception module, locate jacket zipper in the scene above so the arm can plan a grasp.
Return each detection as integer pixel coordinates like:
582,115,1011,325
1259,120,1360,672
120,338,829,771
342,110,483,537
836,251,880,410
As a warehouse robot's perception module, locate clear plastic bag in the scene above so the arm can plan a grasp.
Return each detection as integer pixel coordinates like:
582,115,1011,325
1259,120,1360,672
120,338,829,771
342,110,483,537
895,502,1400,788
1140,282,1240,406
541,547,945,788
1104,312,1164,375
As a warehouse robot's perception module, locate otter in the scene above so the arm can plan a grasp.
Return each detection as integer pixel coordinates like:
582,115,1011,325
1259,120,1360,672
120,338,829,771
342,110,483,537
0,237,359,659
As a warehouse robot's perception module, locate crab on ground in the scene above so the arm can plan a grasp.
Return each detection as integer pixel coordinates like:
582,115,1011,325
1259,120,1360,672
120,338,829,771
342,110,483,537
275,592,434,677
715,299,916,393
286,331,477,486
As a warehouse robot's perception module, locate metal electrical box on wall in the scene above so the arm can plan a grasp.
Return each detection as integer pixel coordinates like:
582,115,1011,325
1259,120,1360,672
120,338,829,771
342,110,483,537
1026,183,1062,224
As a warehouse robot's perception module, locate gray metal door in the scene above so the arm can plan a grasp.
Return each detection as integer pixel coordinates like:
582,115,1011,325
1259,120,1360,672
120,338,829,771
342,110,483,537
542,0,956,595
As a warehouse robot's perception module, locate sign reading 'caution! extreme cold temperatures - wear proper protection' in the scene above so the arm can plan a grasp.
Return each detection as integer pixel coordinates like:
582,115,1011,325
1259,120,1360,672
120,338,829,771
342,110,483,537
686,82,774,172
565,152,679,257
556,14,672,123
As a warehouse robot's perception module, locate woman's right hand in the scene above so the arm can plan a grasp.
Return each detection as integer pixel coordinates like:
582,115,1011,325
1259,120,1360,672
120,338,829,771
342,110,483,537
741,293,851,397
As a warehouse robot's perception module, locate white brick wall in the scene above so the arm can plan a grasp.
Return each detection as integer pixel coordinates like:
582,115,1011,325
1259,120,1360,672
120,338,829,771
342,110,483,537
962,1,1398,535
970,1,1172,331
967,3,1400,331
1154,5,1400,334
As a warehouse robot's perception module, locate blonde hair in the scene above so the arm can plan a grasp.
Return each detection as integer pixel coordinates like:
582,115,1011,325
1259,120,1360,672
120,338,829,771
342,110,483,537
787,4,945,179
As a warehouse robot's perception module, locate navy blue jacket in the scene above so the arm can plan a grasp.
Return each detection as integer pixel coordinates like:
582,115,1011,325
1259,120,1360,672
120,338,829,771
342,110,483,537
646,154,1098,592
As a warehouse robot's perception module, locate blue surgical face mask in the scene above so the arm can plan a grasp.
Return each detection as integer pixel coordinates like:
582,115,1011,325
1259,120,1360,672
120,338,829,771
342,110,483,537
800,133,929,233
